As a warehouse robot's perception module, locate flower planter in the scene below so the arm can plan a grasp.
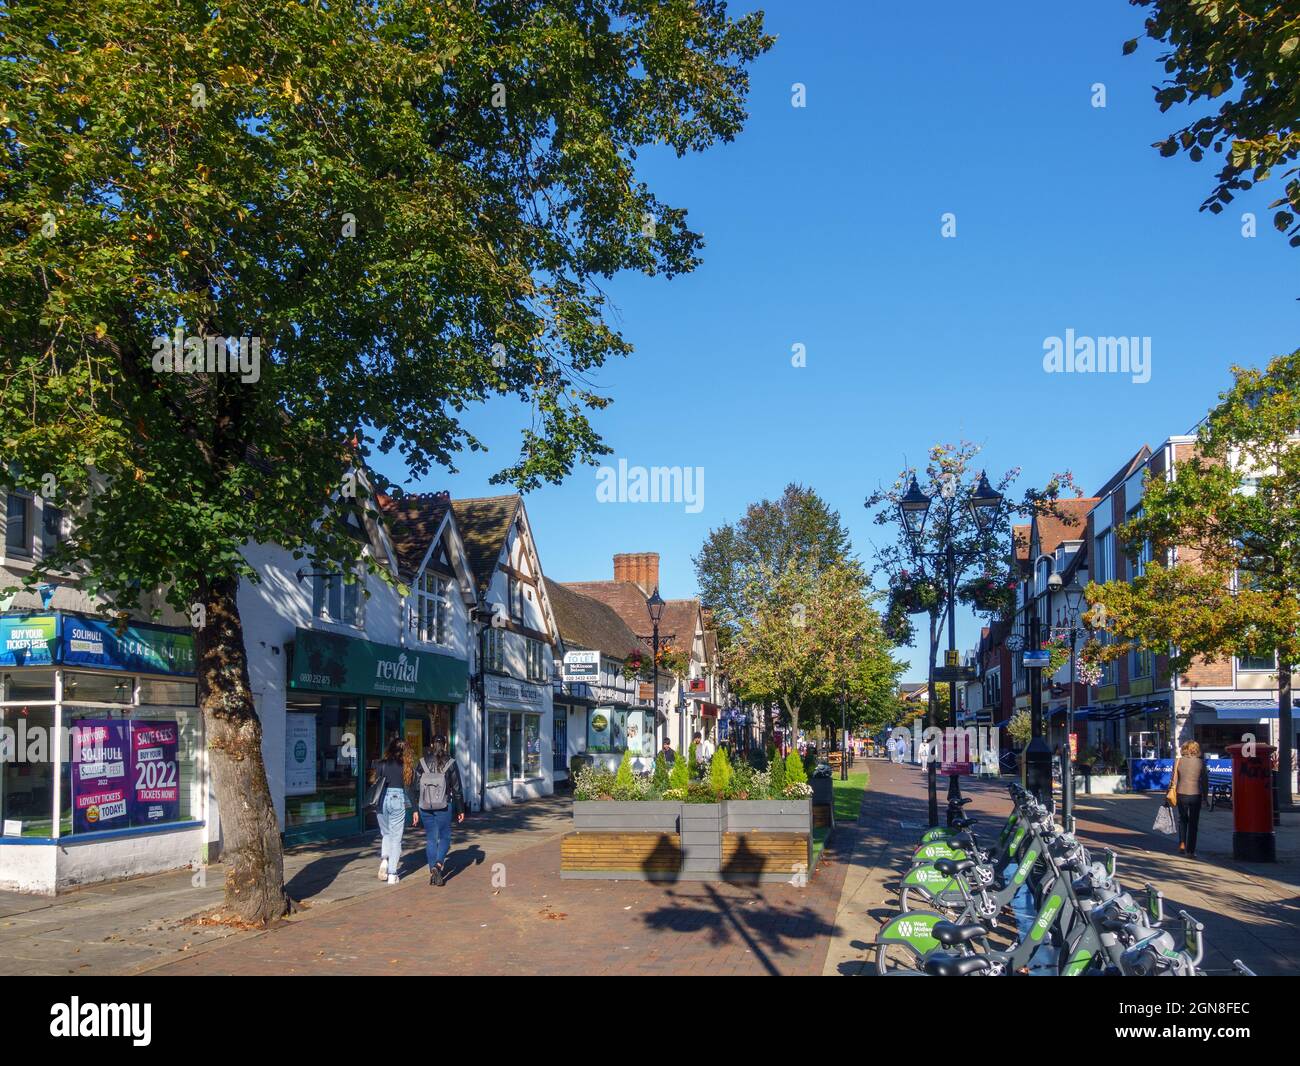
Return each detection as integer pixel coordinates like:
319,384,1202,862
561,799,813,883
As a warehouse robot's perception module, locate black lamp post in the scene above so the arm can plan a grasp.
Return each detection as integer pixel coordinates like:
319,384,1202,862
646,587,666,751
899,472,1003,827
1049,572,1087,831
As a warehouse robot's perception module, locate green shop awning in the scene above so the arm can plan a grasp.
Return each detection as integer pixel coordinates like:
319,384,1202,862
287,627,467,704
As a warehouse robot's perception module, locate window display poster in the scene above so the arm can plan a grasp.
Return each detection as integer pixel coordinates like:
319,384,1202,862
71,719,131,834
285,713,317,797
130,720,180,826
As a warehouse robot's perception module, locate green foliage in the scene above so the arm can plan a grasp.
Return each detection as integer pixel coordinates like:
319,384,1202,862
746,746,768,772
1126,2,1300,251
573,764,617,801
651,752,669,793
1007,711,1032,749
709,747,733,797
770,753,787,793
614,749,635,794
785,750,808,786
669,750,690,793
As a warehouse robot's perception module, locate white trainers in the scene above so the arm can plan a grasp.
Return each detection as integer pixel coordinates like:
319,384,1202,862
378,858,389,880
387,874,399,885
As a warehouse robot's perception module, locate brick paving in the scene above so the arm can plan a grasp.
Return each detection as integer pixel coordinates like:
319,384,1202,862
146,814,851,976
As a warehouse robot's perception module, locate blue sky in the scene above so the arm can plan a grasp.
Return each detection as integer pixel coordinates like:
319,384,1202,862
373,1,1299,680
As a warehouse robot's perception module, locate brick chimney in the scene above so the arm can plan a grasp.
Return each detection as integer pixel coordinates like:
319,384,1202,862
613,552,660,594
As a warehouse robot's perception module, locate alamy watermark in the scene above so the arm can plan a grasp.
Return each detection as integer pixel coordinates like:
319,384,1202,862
595,458,704,514
151,329,261,384
1042,329,1151,384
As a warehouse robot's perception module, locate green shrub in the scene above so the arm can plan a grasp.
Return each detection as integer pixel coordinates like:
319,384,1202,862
612,750,637,799
669,749,690,792
770,754,787,794
746,747,768,772
651,753,669,792
573,764,617,800
786,750,808,785
709,747,733,797
685,781,717,804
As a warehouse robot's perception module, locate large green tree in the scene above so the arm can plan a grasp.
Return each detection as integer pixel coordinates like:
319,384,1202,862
693,483,853,650
1125,0,1300,249
723,560,904,744
0,0,771,920
1089,350,1300,806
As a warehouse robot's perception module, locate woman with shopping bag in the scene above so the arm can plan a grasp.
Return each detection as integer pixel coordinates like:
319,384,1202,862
1169,741,1209,858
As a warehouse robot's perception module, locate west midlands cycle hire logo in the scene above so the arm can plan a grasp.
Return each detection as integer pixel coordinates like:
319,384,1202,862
49,998,151,1046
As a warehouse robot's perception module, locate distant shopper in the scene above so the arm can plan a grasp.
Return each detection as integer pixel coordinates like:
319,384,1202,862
372,737,412,885
412,736,465,886
1170,740,1209,859
660,738,676,766
696,731,715,764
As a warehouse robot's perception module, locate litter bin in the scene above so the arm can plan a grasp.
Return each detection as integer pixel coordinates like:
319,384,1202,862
1226,742,1276,862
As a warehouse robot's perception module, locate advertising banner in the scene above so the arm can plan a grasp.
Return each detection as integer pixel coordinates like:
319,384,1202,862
61,616,196,676
285,713,317,796
71,720,131,834
130,720,180,826
288,628,467,703
0,614,58,667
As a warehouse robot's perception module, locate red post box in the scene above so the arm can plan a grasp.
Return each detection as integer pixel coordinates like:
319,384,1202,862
1226,742,1276,862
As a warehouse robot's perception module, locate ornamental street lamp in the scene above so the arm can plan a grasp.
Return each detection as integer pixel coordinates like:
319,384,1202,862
897,471,1004,827
646,587,666,751
1049,571,1087,831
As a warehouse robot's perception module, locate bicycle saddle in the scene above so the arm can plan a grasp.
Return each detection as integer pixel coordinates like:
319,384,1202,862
932,921,988,947
950,797,973,807
946,832,975,850
923,953,991,977
933,857,976,877
951,816,978,828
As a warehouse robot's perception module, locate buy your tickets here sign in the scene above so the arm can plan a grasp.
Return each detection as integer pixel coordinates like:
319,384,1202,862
71,719,180,833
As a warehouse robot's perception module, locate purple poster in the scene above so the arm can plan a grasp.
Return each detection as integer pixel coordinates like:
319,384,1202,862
129,720,180,826
71,720,131,834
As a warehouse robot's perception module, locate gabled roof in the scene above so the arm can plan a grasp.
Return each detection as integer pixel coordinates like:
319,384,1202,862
1032,497,1097,557
378,492,451,579
545,579,644,661
1093,445,1153,500
562,580,655,638
662,599,703,654
450,495,520,591
703,630,719,665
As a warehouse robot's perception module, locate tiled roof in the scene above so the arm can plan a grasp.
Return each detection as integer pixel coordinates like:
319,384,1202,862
449,495,520,591
1013,524,1031,561
545,579,644,661
1033,497,1096,556
562,580,655,638
377,492,450,579
662,599,702,655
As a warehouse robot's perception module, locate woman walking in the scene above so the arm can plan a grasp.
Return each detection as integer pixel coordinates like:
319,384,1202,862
372,737,413,884
412,736,466,886
1171,740,1209,859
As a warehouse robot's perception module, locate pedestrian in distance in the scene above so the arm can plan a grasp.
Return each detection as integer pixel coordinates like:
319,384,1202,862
412,735,466,886
372,736,413,884
1170,739,1209,859
695,730,714,764
660,737,676,766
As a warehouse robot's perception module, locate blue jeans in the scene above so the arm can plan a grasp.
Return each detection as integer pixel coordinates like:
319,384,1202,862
378,789,407,873
419,806,453,870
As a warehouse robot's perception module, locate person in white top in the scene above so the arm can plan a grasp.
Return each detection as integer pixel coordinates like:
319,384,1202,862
694,730,715,764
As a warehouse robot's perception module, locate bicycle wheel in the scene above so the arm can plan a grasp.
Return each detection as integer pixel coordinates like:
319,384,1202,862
875,909,946,975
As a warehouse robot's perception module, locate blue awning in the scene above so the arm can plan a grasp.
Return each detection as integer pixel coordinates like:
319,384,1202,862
1192,699,1280,721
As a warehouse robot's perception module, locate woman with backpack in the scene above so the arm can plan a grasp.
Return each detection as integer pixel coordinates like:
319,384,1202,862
371,737,413,885
412,735,465,886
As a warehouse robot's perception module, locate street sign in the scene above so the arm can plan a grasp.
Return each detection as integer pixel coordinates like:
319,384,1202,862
562,649,600,682
638,681,655,701
944,649,959,667
1022,649,1051,668
934,665,977,682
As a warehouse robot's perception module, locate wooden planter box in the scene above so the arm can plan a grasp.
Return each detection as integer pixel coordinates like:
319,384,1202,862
560,799,812,883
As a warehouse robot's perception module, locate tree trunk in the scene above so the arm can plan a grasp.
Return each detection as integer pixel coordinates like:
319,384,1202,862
197,572,291,923
1280,661,1294,810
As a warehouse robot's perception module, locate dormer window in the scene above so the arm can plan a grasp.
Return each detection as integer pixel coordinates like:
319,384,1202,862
415,570,450,645
312,564,364,627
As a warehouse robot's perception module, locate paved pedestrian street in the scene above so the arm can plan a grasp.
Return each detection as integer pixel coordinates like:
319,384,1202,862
5,761,1294,977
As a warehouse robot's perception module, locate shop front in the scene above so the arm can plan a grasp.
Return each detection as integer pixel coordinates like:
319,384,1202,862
0,612,203,894
483,674,553,808
283,627,467,842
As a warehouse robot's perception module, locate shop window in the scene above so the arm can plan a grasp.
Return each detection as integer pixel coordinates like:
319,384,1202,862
284,696,359,830
415,570,450,645
62,672,133,704
311,566,364,627
0,705,55,836
137,679,197,706
5,493,31,556
61,705,200,835
3,669,56,703
487,712,508,785
512,712,542,779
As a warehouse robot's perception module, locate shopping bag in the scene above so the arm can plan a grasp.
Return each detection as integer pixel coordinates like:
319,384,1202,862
1153,802,1177,836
